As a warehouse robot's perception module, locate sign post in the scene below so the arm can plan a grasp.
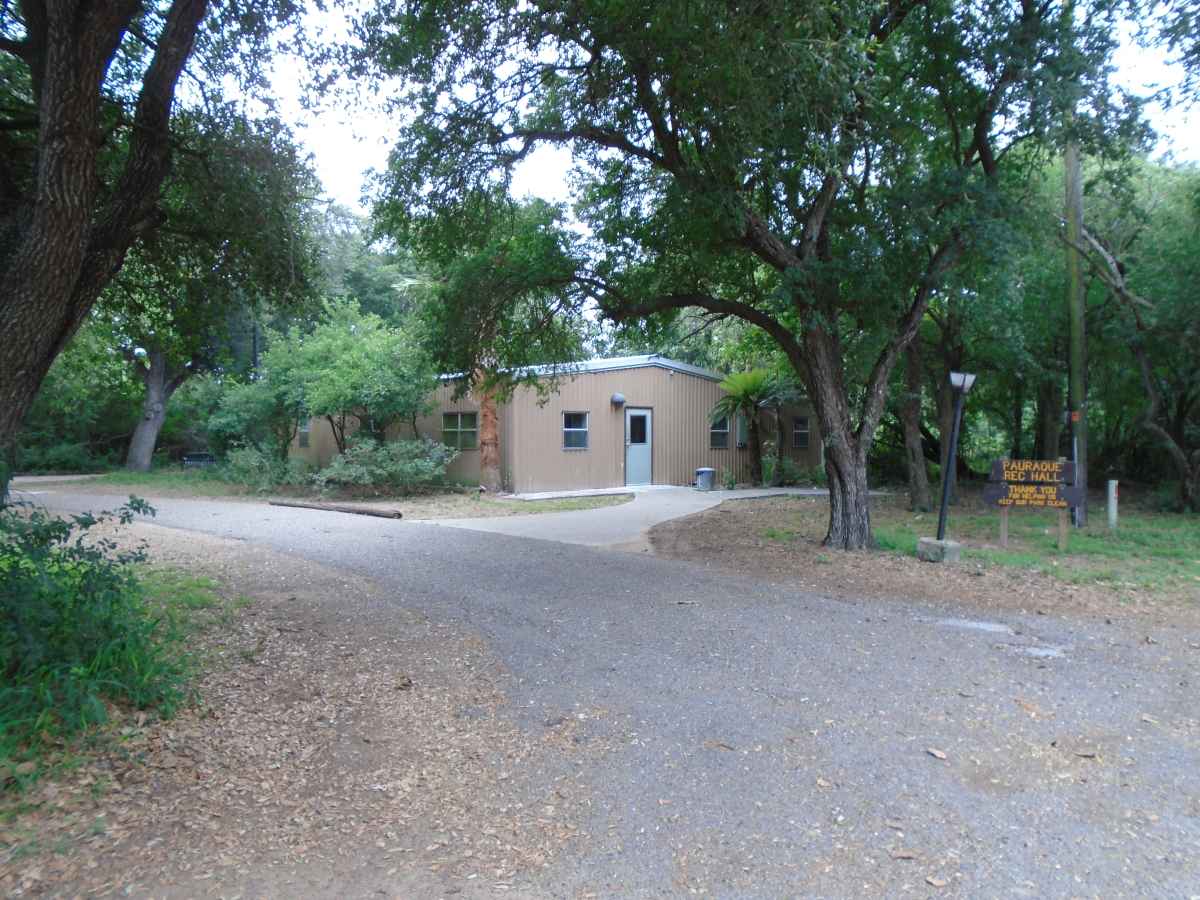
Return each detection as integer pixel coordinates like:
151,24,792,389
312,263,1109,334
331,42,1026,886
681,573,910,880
983,459,1084,551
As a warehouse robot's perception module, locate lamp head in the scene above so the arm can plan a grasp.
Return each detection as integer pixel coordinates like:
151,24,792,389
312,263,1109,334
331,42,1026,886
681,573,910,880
949,371,977,394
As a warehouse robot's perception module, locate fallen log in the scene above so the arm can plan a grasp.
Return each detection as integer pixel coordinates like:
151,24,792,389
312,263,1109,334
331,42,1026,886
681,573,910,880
268,499,403,519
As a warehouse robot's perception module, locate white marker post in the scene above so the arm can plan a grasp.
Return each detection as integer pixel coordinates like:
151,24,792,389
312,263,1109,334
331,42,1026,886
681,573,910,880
1107,480,1118,531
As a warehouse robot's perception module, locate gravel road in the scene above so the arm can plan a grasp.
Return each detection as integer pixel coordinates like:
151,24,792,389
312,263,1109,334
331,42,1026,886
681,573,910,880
32,491,1200,897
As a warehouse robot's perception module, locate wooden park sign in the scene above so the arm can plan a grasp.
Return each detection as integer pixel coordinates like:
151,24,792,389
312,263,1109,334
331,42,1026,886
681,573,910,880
983,459,1084,550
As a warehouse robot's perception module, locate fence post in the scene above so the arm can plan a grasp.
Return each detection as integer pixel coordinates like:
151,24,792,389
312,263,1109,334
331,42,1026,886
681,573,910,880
999,506,1009,548
1107,480,1118,530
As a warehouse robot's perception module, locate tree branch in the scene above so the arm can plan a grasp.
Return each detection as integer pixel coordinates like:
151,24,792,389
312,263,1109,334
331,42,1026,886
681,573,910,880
493,124,666,169
581,277,806,373
0,36,29,58
631,59,684,172
857,235,964,443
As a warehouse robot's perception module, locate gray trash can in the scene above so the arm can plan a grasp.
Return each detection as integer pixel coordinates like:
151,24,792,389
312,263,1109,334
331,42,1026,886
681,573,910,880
695,467,716,491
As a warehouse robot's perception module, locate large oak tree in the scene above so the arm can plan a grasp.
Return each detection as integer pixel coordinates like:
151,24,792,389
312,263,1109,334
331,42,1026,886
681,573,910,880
107,111,321,471
367,0,1130,547
0,0,304,478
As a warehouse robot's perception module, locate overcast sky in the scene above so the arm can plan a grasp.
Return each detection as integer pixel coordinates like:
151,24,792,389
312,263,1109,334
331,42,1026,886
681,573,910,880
273,22,1196,214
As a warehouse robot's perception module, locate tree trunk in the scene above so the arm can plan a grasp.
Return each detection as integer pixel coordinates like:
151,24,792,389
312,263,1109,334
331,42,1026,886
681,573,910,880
1183,466,1200,513
1010,378,1024,460
326,415,348,454
823,437,873,550
799,325,877,550
273,418,299,461
767,405,785,486
125,351,189,472
1,443,14,507
1129,344,1200,513
1036,379,1063,460
1065,138,1088,524
0,0,208,471
901,340,932,512
478,382,502,492
747,414,764,485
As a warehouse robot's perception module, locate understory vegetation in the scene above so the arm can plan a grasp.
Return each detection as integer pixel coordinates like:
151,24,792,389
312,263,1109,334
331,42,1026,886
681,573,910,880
775,491,1200,598
0,500,195,786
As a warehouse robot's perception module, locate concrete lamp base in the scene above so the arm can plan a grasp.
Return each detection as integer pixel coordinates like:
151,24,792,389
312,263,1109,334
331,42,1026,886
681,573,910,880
917,537,962,564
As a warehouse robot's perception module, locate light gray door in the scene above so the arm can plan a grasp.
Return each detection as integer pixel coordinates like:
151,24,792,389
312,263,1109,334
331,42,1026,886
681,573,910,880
625,408,652,485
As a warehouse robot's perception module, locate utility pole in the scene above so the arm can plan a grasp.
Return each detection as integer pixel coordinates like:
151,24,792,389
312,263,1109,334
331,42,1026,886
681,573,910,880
1064,139,1088,526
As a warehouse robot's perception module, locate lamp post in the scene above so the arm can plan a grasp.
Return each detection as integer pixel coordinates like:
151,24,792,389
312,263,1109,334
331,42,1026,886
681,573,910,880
935,371,976,542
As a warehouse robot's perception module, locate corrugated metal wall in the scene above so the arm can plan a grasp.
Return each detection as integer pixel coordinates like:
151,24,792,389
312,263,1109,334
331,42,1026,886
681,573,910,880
288,364,822,492
502,366,821,492
288,382,484,483
290,416,339,469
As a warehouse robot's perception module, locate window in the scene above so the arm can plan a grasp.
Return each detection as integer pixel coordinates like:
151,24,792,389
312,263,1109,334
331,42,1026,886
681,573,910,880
442,412,478,449
297,418,311,449
710,416,730,449
563,411,589,449
628,413,647,444
792,416,810,449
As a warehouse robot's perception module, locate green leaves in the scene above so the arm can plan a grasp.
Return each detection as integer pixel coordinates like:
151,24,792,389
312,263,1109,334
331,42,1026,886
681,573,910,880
263,299,437,447
412,198,593,393
711,370,780,423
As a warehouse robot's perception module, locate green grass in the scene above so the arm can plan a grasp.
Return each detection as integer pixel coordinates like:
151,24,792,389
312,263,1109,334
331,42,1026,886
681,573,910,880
763,526,800,542
76,471,637,515
139,567,250,627
872,503,1200,596
87,467,247,496
506,494,634,513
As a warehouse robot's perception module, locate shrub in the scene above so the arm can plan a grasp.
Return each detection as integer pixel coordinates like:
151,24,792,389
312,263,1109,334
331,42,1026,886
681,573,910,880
16,441,111,474
0,499,189,778
766,457,827,487
206,377,304,460
222,446,311,491
313,438,457,494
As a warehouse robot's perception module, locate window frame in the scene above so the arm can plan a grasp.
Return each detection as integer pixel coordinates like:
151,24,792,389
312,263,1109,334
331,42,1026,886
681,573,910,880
710,416,730,450
562,411,589,450
442,411,479,450
792,415,810,450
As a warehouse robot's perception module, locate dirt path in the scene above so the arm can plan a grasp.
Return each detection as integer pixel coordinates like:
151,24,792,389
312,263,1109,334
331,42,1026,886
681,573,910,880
20,489,1200,897
1,523,588,898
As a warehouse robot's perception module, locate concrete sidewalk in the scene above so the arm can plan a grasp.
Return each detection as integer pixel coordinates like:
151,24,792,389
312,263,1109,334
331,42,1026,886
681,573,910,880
412,485,827,547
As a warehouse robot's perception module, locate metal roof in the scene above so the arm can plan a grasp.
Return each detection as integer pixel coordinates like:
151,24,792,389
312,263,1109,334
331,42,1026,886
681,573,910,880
441,354,725,383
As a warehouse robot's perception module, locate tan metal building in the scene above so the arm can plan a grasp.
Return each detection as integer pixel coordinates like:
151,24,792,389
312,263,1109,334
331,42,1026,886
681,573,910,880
290,355,822,493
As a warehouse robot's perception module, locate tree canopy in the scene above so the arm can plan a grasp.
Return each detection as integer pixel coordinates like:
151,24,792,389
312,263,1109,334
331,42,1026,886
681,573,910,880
365,0,1139,546
264,300,437,455
0,0,311,467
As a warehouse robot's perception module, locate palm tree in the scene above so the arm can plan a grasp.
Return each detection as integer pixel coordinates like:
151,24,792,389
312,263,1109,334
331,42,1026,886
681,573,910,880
711,369,779,486
765,375,807,486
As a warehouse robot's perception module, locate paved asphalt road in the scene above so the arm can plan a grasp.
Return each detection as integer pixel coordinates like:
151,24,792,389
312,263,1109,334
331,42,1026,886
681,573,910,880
30,491,1200,897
